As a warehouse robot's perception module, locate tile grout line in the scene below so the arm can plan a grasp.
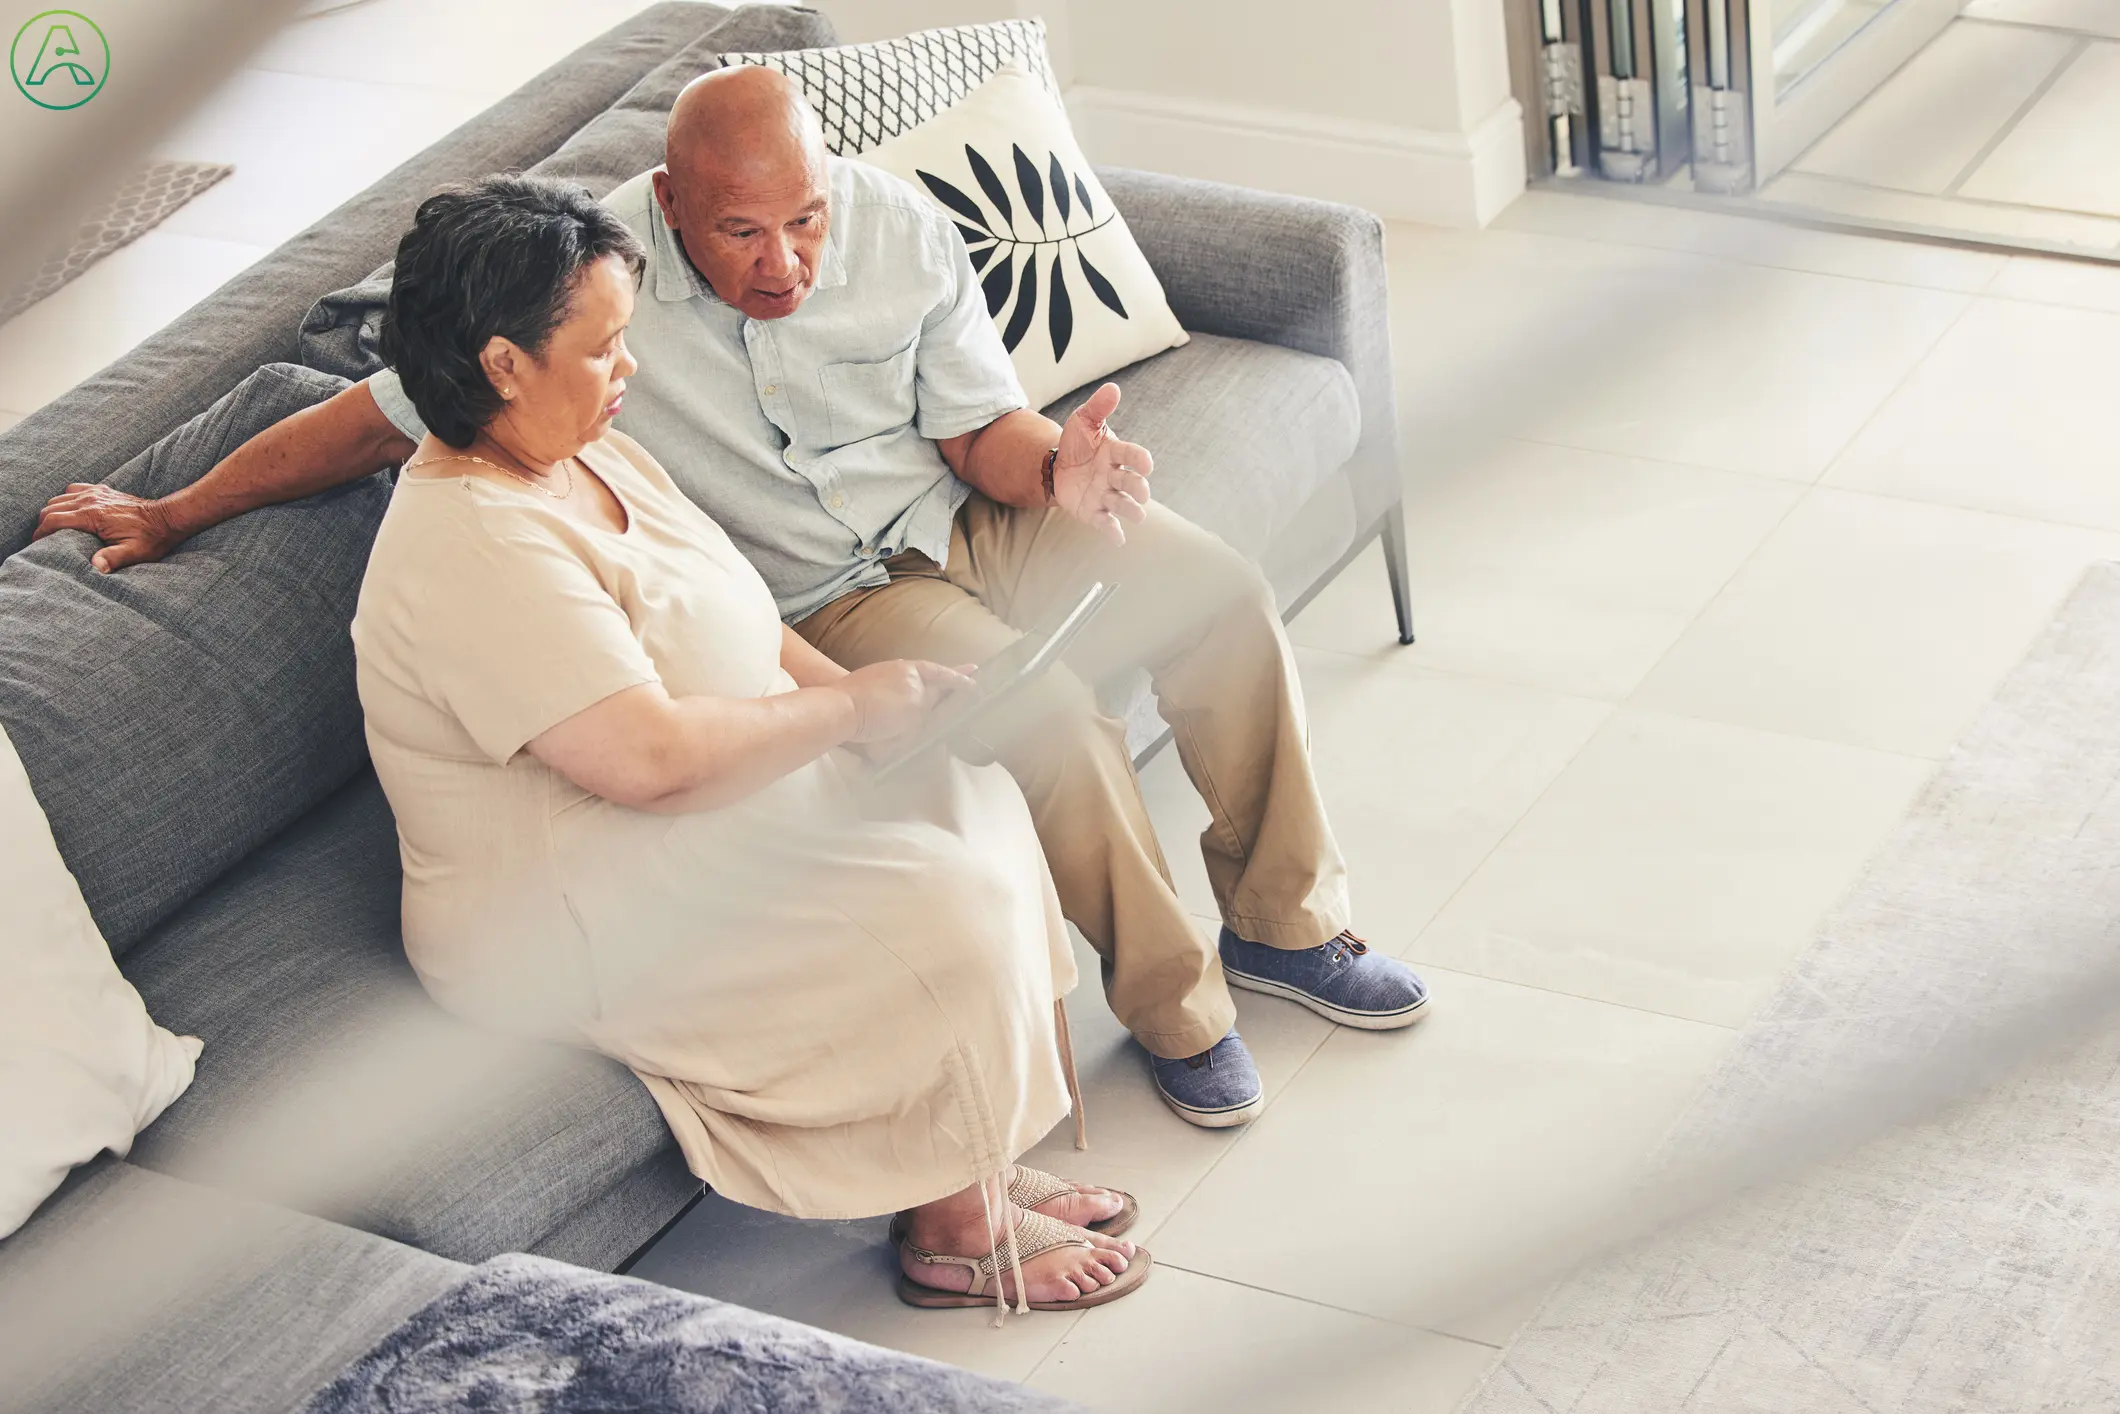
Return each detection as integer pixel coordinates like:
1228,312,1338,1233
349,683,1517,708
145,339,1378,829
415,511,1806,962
1956,13,2119,43
1780,161,2120,228
1490,205,2008,297
1807,284,1993,494
1367,432,2120,598
1474,206,2011,298
1638,274,1983,634
1155,1260,1508,1347
1405,951,1750,1031
1197,912,1754,1032
1941,36,2090,197
1493,430,1838,487
1791,478,2120,551
1981,277,2120,316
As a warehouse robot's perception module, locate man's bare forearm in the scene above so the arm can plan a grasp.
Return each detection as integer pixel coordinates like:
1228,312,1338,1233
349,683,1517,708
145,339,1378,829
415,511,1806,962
160,382,416,537
937,408,1059,509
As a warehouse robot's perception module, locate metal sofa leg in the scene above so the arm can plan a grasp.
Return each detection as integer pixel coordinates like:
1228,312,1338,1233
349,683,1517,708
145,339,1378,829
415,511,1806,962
1379,500,1415,645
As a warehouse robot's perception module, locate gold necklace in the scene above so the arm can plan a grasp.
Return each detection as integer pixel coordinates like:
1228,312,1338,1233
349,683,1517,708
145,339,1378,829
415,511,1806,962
405,451,574,499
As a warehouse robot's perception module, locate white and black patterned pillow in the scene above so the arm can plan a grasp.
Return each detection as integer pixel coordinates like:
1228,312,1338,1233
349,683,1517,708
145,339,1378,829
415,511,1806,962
722,19,1062,156
855,62,1187,411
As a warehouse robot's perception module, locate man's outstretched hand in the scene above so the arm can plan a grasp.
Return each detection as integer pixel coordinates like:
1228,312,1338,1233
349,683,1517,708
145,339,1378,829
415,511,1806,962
35,484,181,573
1053,383,1153,546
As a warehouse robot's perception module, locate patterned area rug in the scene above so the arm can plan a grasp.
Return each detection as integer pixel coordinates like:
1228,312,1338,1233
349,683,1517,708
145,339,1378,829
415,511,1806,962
1465,562,2120,1414
0,160,231,325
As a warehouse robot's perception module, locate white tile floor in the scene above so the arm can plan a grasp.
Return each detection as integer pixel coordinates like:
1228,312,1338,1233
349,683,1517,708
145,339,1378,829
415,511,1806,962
13,8,2120,1410
637,194,2120,1409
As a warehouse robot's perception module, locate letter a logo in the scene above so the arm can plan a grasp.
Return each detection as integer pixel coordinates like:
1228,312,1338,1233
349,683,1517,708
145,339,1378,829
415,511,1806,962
11,11,110,110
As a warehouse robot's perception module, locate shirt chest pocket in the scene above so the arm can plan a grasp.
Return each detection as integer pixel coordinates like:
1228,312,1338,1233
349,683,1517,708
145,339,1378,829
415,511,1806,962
819,344,918,449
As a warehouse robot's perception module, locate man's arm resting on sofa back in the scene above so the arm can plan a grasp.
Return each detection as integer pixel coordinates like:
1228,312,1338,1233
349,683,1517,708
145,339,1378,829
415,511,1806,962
33,381,416,572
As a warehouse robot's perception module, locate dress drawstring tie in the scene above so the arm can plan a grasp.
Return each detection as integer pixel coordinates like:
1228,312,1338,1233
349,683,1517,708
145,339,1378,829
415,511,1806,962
964,994,1090,1326
1054,997,1087,1150
973,1170,1031,1326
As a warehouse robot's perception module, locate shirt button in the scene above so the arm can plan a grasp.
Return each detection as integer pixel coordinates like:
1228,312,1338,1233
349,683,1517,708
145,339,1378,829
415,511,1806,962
829,492,846,510
762,384,779,395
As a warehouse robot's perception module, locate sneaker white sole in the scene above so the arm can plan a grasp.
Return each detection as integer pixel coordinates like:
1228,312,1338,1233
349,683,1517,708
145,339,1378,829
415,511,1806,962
1155,1086,1265,1128
1224,969,1432,1031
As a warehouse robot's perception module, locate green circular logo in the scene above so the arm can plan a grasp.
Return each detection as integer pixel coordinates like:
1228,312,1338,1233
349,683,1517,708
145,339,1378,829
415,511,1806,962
12,10,108,110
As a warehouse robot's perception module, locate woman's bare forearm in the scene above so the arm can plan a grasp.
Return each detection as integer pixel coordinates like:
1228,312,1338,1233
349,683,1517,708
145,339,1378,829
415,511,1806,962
530,680,857,814
160,382,416,537
634,686,858,812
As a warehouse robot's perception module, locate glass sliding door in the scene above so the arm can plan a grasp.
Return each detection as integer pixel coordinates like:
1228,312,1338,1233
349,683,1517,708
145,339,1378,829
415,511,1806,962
1748,0,1963,182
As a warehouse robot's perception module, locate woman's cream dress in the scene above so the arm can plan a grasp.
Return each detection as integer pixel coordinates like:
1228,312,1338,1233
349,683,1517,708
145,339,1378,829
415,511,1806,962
351,431,1077,1220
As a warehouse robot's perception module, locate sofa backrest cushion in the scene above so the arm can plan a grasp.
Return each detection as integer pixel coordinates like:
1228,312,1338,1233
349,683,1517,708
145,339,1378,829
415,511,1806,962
0,364,388,955
299,4,838,384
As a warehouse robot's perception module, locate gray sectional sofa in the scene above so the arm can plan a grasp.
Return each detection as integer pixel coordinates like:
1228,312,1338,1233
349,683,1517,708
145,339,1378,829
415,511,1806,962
0,4,1408,1408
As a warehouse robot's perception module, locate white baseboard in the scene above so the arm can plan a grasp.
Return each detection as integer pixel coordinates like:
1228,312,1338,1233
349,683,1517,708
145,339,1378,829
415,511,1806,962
1065,88,1527,228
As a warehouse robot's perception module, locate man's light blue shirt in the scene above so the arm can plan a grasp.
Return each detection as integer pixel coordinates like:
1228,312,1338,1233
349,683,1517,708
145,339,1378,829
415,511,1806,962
369,158,1028,621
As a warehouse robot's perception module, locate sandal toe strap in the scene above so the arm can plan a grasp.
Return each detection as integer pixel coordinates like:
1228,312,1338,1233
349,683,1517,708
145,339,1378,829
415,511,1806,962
972,1210,1093,1281
1006,1165,1079,1212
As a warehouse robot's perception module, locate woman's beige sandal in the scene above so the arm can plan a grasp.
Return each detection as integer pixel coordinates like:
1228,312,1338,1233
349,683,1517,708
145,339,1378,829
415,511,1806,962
1007,1164,1138,1238
887,1166,1139,1247
898,1208,1153,1313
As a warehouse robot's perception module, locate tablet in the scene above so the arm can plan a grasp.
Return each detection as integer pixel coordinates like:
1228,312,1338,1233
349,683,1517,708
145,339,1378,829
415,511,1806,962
871,580,1119,785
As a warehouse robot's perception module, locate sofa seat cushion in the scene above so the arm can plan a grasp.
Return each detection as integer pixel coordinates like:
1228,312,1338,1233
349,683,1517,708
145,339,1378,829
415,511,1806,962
0,1160,464,1414
1039,331,1360,563
0,363,388,955
120,771,680,1264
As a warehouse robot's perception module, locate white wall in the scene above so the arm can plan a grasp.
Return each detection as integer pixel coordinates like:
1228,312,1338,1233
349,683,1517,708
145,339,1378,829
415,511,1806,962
808,0,1524,226
811,0,1075,84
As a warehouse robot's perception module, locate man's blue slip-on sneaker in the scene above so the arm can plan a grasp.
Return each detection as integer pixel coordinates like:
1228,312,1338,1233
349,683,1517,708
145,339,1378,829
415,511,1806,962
1220,928,1430,1030
1150,1030,1263,1128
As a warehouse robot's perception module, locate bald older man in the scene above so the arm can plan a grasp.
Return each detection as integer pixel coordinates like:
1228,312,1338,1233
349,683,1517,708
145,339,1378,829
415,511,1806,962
36,67,1427,1127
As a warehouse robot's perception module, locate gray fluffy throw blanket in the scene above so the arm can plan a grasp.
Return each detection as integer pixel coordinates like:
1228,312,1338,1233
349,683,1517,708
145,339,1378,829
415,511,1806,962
300,1253,1088,1413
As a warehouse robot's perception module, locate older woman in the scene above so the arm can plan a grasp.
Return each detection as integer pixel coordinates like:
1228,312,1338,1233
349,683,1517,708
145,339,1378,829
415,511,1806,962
349,175,1146,1314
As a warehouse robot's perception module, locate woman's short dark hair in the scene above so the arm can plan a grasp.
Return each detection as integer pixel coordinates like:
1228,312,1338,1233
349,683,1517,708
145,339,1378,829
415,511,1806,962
381,174,647,448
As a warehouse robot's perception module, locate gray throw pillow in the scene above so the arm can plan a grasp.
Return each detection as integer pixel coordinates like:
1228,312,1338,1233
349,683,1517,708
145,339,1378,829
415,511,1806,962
0,363,390,955
298,3,838,383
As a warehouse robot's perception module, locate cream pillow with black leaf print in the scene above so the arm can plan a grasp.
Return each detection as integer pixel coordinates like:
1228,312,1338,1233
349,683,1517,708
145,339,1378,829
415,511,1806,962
854,60,1188,410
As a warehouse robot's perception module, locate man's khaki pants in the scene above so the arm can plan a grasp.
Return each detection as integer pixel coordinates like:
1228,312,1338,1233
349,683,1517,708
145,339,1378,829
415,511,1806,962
795,493,1349,1060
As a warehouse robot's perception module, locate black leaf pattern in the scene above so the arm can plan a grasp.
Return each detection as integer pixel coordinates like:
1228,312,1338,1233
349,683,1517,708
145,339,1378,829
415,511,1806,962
1048,250,1073,361
981,250,1014,317
965,145,1014,232
1077,249,1127,318
1002,254,1038,352
1013,145,1046,233
926,145,1131,354
919,170,990,233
